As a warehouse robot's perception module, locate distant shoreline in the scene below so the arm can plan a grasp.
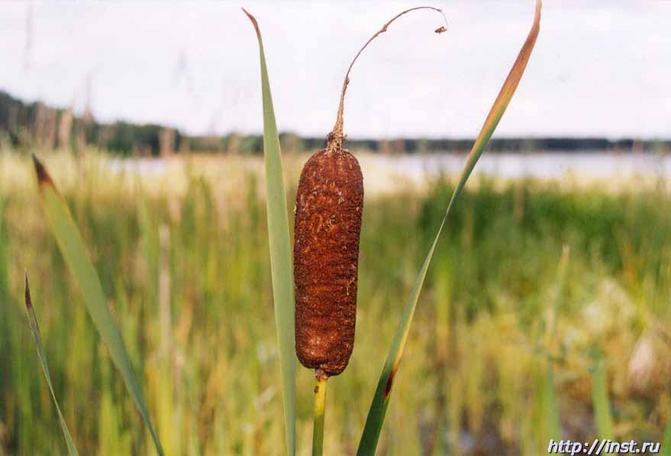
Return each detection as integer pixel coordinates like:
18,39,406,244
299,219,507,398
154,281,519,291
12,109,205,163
1,90,669,156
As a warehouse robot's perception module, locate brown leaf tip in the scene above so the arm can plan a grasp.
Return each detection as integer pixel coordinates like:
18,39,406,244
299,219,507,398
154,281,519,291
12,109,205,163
241,8,261,39
24,273,33,310
32,155,54,188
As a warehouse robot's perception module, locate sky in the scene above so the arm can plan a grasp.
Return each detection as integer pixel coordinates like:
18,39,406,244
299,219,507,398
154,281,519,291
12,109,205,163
0,1,669,139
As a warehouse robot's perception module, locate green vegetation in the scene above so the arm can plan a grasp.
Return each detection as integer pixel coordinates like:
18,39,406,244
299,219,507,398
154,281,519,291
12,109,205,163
245,8,297,453
357,3,539,452
32,155,163,454
23,275,79,456
1,151,670,454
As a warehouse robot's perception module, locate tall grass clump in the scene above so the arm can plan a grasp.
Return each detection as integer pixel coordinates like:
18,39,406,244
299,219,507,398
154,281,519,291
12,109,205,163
2,152,671,452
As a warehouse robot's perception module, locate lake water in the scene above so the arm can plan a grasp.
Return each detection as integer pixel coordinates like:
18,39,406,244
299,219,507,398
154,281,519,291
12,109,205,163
362,152,671,181
104,151,671,195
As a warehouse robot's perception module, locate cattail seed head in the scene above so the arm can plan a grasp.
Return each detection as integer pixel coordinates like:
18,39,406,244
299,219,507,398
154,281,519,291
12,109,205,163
294,141,363,376
293,6,446,377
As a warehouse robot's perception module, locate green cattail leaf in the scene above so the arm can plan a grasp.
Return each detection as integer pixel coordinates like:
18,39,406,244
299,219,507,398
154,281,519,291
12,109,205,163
0,196,8,301
31,156,164,456
541,364,562,442
538,248,569,445
23,274,79,456
591,356,614,440
243,9,296,456
546,246,570,343
357,2,542,453
662,408,671,456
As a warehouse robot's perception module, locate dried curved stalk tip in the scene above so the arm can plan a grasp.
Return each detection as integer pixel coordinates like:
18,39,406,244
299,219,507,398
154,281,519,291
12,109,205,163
327,6,447,154
294,7,446,377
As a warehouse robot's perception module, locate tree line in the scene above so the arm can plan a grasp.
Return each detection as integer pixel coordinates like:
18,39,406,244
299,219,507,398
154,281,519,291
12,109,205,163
1,91,668,156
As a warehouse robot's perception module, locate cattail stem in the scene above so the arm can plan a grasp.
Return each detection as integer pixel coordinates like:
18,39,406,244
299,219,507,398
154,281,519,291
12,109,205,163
312,373,328,456
327,6,447,153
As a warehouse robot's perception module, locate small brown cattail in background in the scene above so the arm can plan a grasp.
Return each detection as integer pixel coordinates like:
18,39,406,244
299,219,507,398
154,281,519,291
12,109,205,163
293,7,447,378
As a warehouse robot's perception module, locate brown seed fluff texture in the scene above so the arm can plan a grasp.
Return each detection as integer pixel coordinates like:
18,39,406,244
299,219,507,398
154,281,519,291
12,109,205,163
294,148,364,376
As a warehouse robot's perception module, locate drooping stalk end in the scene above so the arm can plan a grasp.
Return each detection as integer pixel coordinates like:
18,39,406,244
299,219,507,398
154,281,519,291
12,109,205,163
241,8,260,39
327,6,448,153
312,371,328,456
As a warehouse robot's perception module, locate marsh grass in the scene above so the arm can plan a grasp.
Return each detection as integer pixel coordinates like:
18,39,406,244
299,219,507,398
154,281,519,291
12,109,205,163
1,152,671,454
32,155,163,455
23,274,78,456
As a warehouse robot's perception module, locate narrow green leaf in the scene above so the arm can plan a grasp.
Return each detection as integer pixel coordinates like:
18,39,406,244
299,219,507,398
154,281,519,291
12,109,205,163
243,9,296,456
662,405,671,456
541,364,561,442
24,274,79,456
546,245,570,343
31,156,164,456
0,196,8,301
357,2,542,454
539,248,570,444
591,356,614,440
138,195,160,306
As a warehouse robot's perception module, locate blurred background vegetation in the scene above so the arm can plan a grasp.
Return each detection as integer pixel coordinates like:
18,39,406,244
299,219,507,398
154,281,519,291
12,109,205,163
1,148,671,454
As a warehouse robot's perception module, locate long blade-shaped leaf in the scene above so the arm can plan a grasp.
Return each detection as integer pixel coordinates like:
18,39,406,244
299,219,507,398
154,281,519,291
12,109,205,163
591,356,614,440
357,2,542,453
243,9,296,456
24,274,79,456
662,409,671,456
0,197,8,302
541,364,561,442
539,247,569,443
32,156,164,455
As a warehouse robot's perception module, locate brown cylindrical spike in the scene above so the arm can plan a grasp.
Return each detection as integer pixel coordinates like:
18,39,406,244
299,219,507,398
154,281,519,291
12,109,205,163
293,142,363,376
293,7,446,378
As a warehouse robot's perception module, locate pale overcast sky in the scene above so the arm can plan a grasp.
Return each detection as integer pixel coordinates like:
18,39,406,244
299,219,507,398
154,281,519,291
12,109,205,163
0,1,669,139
